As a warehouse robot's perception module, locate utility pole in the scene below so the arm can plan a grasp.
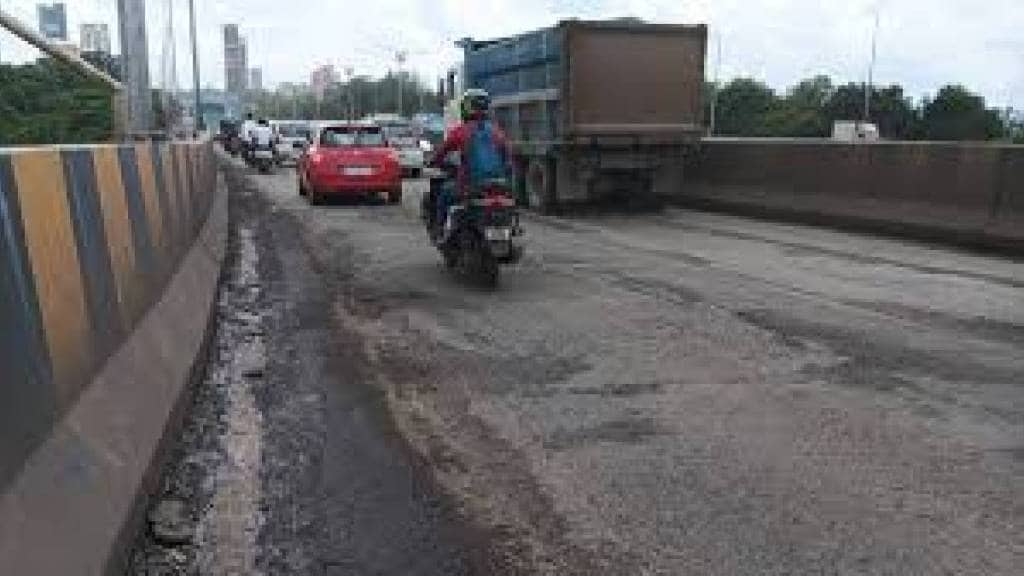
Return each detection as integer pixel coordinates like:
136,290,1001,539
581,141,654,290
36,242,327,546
709,33,722,135
117,0,152,135
188,0,201,132
159,0,178,133
864,9,880,123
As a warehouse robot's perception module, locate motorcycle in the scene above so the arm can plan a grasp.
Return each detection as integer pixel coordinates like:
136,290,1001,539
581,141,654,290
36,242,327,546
423,165,523,288
252,144,275,174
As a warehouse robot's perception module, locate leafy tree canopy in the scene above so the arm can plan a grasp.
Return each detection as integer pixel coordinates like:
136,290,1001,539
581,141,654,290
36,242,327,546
709,77,1008,141
0,59,114,145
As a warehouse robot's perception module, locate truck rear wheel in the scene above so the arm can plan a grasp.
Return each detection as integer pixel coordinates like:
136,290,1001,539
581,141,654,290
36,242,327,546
526,158,556,212
651,163,685,205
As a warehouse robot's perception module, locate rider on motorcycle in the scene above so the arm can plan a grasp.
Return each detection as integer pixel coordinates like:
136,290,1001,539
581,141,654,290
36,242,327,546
251,118,275,150
240,112,257,161
428,89,510,238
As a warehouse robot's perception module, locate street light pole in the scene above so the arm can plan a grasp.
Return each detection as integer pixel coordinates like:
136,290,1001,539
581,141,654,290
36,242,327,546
188,0,201,132
395,50,407,116
864,9,880,123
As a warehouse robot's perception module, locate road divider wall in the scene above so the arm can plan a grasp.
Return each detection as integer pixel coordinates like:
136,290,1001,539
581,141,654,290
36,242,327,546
0,141,223,574
681,138,1024,253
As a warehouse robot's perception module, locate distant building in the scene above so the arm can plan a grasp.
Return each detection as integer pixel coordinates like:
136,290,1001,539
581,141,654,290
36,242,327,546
37,3,67,41
223,24,248,97
310,65,339,100
80,23,111,54
249,68,263,92
56,43,80,58
240,39,248,85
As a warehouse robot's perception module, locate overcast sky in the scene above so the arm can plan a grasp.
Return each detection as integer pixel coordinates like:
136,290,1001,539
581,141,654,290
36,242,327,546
1,0,1021,107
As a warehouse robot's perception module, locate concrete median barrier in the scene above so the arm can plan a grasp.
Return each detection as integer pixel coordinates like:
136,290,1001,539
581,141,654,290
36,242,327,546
0,141,225,575
680,138,1024,254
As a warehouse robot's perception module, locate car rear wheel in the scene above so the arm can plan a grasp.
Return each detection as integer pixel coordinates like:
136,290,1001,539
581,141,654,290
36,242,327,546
388,188,403,204
297,174,307,196
308,186,323,206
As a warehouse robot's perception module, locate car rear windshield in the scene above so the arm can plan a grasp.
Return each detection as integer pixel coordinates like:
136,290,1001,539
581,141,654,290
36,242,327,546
320,126,385,147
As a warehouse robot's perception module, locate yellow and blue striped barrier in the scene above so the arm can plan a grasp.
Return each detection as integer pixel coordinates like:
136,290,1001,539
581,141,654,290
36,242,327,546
0,140,216,489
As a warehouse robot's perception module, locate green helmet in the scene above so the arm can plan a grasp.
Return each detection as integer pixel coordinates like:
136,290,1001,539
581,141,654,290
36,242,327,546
460,89,491,121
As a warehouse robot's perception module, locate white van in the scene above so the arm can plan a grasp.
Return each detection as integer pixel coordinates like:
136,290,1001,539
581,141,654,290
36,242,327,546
832,121,880,143
271,120,312,165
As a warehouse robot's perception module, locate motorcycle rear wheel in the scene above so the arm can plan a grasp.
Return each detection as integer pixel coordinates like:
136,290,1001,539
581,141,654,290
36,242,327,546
457,232,498,289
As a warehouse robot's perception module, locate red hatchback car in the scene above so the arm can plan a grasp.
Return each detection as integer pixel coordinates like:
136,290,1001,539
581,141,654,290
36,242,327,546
298,123,402,204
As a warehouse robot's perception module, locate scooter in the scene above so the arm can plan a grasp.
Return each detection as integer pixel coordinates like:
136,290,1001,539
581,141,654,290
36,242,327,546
252,144,275,174
248,139,274,172
423,165,523,288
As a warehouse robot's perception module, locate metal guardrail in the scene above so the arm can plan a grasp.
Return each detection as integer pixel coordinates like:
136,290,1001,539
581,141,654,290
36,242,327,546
0,9,123,90
0,8,127,139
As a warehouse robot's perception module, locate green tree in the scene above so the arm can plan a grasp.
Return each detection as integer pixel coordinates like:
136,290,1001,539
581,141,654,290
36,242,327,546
0,59,114,145
713,78,778,136
822,82,918,139
1012,112,1024,144
871,86,918,140
763,75,833,137
823,83,865,125
920,85,1004,141
250,72,439,121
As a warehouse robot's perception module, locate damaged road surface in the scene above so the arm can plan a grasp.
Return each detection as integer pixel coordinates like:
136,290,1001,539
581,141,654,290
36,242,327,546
131,158,1024,575
128,164,498,575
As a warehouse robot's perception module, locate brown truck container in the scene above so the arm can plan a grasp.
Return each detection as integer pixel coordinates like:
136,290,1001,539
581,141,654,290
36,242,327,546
461,19,707,208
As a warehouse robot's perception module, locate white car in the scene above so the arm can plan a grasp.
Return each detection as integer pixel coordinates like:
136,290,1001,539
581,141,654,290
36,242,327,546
271,120,312,166
380,123,427,177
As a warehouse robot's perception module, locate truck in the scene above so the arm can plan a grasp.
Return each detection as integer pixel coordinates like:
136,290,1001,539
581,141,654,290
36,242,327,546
832,120,880,143
453,19,707,209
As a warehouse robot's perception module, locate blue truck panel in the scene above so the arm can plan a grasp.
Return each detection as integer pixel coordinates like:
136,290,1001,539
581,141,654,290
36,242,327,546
463,26,562,92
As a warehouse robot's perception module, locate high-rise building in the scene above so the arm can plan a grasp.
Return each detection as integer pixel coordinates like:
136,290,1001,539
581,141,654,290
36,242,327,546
224,24,248,96
37,3,67,41
249,68,263,92
240,39,248,87
80,23,111,55
310,64,339,100
117,0,152,132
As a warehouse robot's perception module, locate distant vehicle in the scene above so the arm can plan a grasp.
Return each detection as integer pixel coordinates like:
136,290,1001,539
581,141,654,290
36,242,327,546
363,113,406,126
362,115,427,177
218,120,241,156
297,122,402,205
381,123,427,177
412,112,445,134
253,147,275,173
452,19,707,209
833,121,880,142
271,120,312,166
412,113,446,150
251,123,277,174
